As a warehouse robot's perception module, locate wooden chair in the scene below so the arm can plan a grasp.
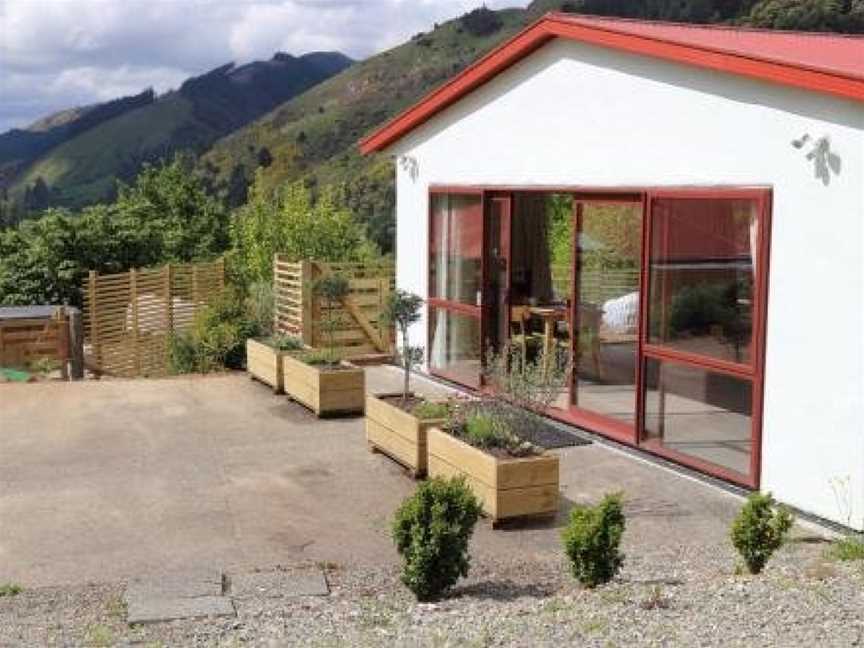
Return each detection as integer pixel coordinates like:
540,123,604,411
509,305,532,367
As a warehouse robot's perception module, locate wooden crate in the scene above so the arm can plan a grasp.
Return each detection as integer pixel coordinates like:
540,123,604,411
247,338,297,393
365,394,446,477
427,427,559,526
282,354,365,417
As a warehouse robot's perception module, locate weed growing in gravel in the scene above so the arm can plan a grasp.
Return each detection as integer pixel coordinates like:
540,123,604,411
562,493,626,588
106,595,127,620
826,535,864,562
639,585,671,610
84,623,115,648
730,492,794,574
0,583,22,597
392,476,481,601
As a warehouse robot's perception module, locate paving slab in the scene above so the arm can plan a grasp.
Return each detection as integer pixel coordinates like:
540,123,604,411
125,568,233,625
233,567,329,599
127,595,235,625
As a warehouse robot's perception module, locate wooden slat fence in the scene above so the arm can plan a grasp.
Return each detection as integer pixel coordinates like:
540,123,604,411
0,309,70,376
551,265,640,304
83,258,225,377
273,254,395,358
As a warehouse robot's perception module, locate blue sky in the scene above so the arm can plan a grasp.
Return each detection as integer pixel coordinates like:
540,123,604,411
0,0,529,133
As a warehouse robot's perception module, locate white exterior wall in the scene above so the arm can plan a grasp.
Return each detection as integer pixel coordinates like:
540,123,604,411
390,38,864,529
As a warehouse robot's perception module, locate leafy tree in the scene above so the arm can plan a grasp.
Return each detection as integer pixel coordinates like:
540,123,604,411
229,172,379,286
312,273,350,364
113,154,229,263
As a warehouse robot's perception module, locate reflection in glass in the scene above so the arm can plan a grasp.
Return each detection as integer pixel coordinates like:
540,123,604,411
572,202,642,423
430,194,483,306
429,307,481,388
643,358,753,478
648,199,758,364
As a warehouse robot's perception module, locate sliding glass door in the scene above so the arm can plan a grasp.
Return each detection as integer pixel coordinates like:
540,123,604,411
425,187,769,487
428,192,484,387
570,198,643,441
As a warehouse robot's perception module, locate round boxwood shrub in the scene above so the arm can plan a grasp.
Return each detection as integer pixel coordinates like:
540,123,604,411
730,492,794,574
392,477,482,601
562,492,626,588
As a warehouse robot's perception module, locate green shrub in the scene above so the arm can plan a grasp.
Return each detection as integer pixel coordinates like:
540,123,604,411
562,493,626,588
300,349,341,367
463,412,507,449
411,401,449,420
247,280,275,336
827,535,864,562
168,286,259,374
392,477,482,601
264,333,303,351
730,492,794,574
0,583,22,597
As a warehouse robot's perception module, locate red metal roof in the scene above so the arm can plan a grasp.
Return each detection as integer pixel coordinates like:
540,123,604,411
360,13,864,154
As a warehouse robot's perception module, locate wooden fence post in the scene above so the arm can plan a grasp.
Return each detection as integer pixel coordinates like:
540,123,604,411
130,267,141,376
68,307,84,380
272,254,279,335
53,307,70,380
301,259,314,347
164,263,174,332
87,270,101,370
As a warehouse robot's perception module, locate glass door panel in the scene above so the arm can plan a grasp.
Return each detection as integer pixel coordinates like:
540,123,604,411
641,192,767,485
572,201,642,428
647,198,757,365
428,192,483,388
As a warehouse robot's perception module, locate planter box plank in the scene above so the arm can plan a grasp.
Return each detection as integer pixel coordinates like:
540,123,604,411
246,339,287,392
427,427,559,524
282,354,364,417
366,418,420,471
364,394,445,477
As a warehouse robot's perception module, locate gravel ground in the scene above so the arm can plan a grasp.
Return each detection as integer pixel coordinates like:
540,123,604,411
2,537,862,648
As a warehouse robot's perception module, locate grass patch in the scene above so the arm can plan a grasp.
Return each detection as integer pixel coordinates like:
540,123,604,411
0,583,22,597
826,535,864,562
84,623,115,648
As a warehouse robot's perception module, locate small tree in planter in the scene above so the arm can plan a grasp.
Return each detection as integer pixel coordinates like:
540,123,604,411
383,289,424,402
312,273,350,365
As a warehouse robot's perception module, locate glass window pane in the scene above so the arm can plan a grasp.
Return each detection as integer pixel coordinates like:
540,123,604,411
648,198,758,365
643,358,753,479
573,202,642,423
430,194,482,305
429,307,481,388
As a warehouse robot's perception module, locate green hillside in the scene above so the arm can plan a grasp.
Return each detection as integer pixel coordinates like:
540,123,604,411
5,52,352,215
199,6,534,251
200,0,864,254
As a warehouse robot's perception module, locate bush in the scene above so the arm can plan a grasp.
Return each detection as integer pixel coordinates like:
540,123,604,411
392,477,482,601
264,333,303,352
168,287,260,374
562,493,626,588
730,492,794,574
460,6,502,36
247,280,275,336
411,401,449,420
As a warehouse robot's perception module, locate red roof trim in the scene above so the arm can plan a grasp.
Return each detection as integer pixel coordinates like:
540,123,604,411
359,14,864,154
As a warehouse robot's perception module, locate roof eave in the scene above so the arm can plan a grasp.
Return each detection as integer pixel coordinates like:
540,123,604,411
359,12,864,155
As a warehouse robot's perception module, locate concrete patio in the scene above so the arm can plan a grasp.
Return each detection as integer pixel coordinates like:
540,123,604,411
0,366,758,587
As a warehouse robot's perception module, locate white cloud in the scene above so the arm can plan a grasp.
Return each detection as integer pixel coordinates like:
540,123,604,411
0,0,529,132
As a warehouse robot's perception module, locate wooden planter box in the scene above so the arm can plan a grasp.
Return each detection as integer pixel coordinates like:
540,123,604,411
427,427,559,526
365,394,447,478
282,353,365,417
246,338,295,393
